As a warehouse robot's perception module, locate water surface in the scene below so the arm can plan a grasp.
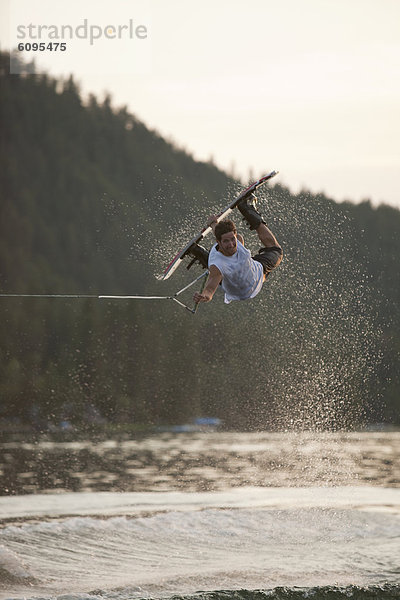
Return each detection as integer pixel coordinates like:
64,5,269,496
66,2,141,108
1,430,399,495
0,431,399,600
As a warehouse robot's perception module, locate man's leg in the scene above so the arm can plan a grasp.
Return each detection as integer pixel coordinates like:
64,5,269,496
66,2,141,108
252,217,283,275
186,243,209,269
237,195,281,248
255,222,280,248
253,233,283,275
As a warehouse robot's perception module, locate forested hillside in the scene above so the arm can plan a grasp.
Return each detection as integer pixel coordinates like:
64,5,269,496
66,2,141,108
0,52,399,431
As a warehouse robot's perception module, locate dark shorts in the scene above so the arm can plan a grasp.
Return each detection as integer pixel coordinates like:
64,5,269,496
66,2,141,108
252,245,283,275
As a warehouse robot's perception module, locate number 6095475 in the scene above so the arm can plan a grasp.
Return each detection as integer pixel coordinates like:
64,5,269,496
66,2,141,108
17,42,67,51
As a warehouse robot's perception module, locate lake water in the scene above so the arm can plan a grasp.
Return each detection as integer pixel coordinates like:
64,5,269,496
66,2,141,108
0,431,399,600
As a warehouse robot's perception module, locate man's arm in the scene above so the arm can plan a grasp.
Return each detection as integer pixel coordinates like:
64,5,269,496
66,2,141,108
193,265,222,304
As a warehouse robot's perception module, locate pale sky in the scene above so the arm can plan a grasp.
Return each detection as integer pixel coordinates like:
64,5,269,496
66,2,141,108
2,0,400,208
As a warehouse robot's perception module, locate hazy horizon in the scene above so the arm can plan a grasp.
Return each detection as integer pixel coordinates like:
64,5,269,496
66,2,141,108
2,0,399,209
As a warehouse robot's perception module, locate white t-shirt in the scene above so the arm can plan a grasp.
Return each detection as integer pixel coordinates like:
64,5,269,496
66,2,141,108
208,240,264,304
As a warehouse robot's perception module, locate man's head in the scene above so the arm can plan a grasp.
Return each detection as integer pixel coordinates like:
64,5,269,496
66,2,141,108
215,219,238,256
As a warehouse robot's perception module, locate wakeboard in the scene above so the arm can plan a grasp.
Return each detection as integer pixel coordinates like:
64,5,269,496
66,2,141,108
158,170,278,281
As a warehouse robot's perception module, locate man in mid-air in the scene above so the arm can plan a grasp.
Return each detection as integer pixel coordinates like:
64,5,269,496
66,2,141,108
189,195,283,304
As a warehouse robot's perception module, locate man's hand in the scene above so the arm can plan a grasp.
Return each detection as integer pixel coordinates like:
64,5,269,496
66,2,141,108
193,265,222,304
207,215,219,233
193,290,213,304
